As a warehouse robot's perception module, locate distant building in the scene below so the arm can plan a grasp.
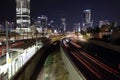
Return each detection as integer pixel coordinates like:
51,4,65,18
99,20,110,28
40,15,48,28
111,21,117,27
61,18,66,32
74,23,81,32
38,15,48,33
16,0,30,32
83,10,91,23
82,9,93,31
0,25,3,32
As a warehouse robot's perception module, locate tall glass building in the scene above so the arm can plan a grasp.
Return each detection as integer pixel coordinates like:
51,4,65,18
82,9,93,31
16,0,30,29
83,10,91,23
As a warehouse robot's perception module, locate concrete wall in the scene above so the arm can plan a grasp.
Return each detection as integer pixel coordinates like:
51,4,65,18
60,46,86,80
10,45,48,80
11,48,40,80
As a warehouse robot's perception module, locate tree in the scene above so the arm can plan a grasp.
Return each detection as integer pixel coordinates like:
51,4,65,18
93,26,100,33
100,24,111,32
87,27,94,33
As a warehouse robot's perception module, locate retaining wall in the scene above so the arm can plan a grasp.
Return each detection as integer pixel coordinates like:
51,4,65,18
60,46,86,80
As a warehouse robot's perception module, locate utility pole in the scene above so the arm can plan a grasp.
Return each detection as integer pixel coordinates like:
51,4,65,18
6,21,10,64
6,21,10,79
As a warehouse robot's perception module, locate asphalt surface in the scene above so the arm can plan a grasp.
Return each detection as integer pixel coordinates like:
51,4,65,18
61,38,120,80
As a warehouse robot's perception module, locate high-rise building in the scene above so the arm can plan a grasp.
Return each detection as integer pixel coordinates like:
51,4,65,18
16,0,30,32
74,23,81,32
40,15,48,28
61,18,66,32
83,10,91,23
37,15,48,33
99,20,110,28
82,9,93,31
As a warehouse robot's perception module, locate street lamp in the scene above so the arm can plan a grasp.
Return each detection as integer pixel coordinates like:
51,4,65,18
6,21,10,64
5,21,10,79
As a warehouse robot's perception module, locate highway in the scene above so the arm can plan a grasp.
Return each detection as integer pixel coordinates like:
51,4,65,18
77,40,120,70
61,38,120,80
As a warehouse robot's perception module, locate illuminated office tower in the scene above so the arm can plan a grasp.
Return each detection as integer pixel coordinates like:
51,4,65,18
82,9,93,30
78,23,81,32
16,0,30,32
61,18,66,32
40,15,48,28
37,15,48,33
83,9,91,23
99,20,110,28
74,23,81,32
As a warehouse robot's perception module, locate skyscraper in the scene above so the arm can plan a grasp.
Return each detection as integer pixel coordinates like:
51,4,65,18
82,9,93,31
37,15,48,33
99,20,110,28
40,15,48,28
16,0,30,32
61,18,66,32
83,9,91,23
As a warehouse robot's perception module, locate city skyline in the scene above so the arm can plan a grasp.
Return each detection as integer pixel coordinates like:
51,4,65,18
0,0,120,27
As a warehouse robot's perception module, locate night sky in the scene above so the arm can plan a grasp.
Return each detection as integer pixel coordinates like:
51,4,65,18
0,0,120,27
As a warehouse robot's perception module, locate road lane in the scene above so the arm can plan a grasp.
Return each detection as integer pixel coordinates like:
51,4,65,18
61,38,120,80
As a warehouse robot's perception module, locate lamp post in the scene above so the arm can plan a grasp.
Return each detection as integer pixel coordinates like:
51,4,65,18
6,21,10,64
6,21,10,78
